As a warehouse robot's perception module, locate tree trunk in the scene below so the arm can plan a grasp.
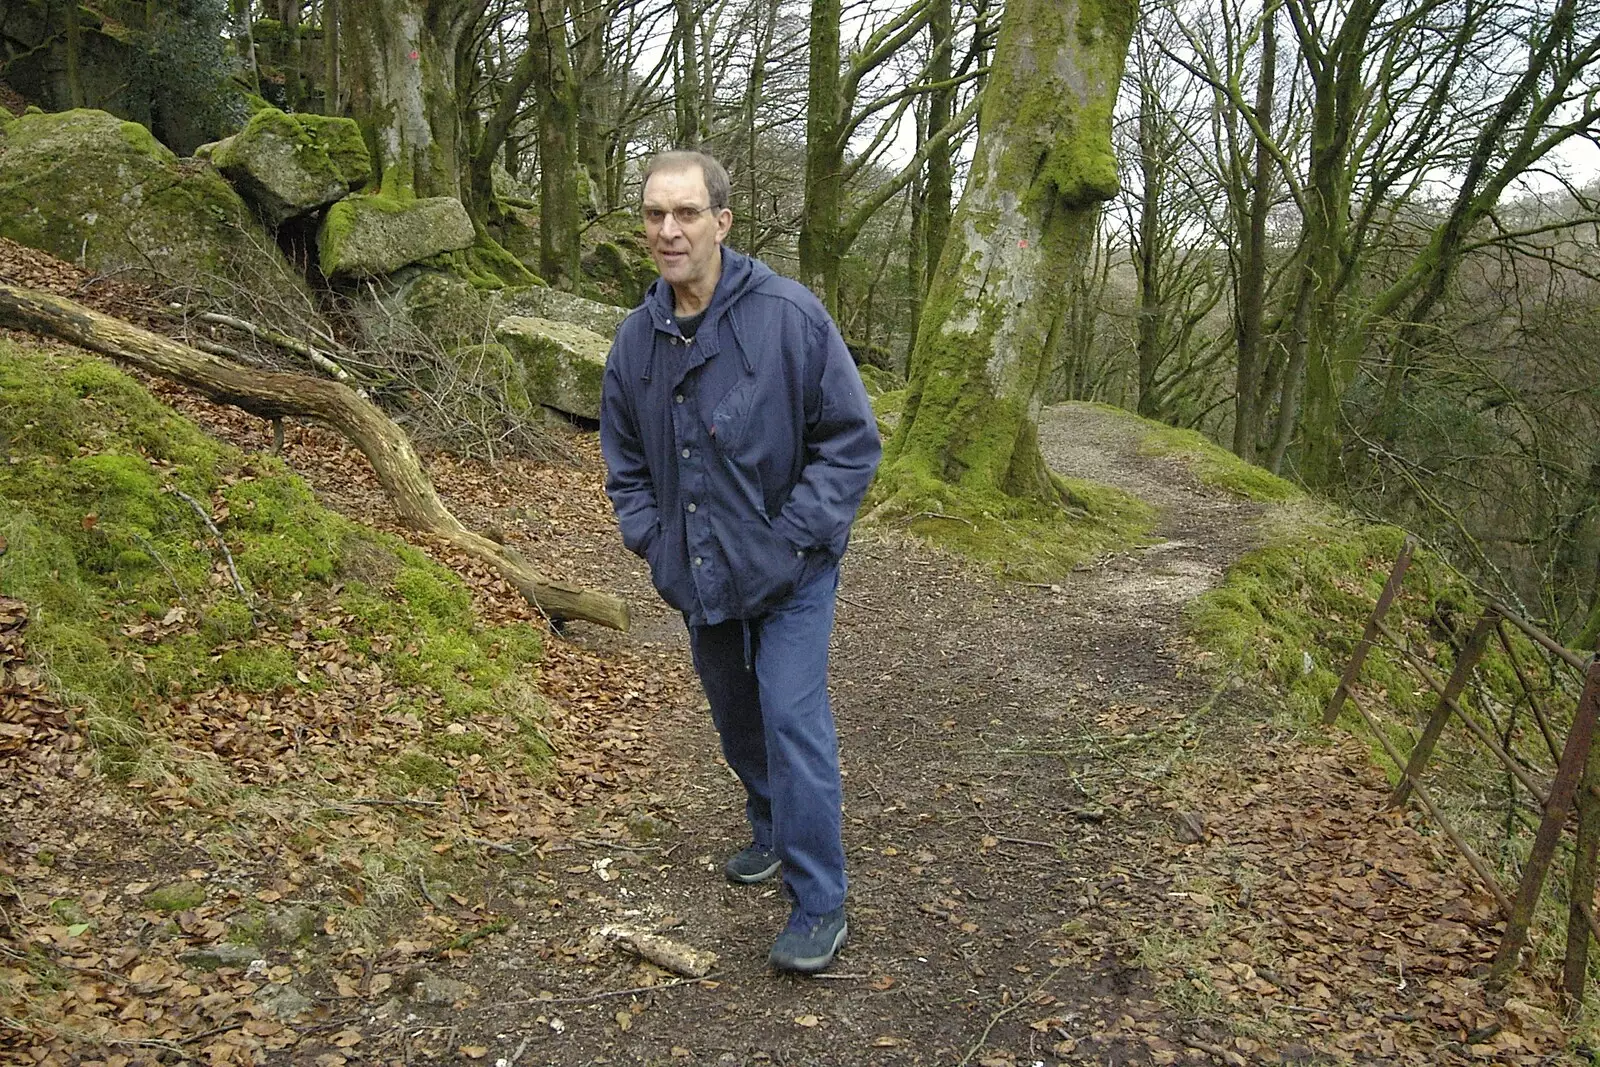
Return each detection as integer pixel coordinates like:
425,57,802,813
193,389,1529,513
65,0,86,107
799,0,844,311
673,0,702,145
922,0,954,290
906,101,927,361
0,283,631,632
886,0,1136,502
340,0,485,198
571,0,612,208
739,0,780,251
323,0,342,113
1231,3,1274,462
1133,101,1163,420
531,0,582,288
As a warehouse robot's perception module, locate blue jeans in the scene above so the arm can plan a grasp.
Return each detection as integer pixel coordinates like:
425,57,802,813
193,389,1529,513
688,564,846,916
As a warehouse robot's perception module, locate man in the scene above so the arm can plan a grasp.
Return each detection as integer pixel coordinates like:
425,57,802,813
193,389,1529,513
599,151,881,974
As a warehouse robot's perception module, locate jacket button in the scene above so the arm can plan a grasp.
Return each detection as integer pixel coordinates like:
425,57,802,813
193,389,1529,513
686,503,697,513
681,447,690,458
796,549,805,558
693,556,703,567
674,394,684,404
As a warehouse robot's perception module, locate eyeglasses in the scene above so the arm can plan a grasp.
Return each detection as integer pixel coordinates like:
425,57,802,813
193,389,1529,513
642,205,721,227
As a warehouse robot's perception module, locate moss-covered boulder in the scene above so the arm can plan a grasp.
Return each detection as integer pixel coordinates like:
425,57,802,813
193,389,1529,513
0,108,309,310
210,107,370,227
318,194,475,280
353,267,494,352
495,316,609,420
493,285,629,340
580,237,657,306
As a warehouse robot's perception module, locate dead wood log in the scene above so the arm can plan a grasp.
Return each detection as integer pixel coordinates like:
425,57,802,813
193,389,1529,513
0,281,630,632
597,925,719,978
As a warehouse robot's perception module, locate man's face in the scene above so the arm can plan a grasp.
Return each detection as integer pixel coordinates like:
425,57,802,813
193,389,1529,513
642,166,732,297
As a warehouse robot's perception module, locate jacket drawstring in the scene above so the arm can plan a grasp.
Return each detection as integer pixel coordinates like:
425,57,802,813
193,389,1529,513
742,619,754,673
727,306,757,375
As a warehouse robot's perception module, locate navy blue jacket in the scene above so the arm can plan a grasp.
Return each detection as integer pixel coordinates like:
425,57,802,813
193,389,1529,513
600,247,882,625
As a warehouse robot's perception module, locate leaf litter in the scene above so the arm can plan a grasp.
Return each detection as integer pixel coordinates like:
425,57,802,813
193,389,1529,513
0,235,1589,1063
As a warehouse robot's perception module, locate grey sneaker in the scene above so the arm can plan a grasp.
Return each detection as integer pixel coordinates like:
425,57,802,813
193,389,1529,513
769,906,848,973
724,845,780,884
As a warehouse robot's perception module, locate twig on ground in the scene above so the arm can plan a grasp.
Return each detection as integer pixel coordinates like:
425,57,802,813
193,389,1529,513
956,965,1066,1067
350,797,443,809
461,836,529,855
514,972,720,1008
130,530,186,603
1185,1037,1246,1065
417,870,447,910
572,837,661,853
169,487,253,617
903,511,977,528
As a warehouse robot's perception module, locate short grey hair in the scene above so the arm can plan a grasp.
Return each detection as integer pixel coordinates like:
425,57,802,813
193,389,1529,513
642,150,731,210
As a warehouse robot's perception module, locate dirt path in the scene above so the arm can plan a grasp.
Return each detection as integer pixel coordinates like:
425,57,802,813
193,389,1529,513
402,405,1290,1065
2,365,1570,1065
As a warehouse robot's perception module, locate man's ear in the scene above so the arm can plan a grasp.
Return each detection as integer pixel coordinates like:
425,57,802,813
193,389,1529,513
715,208,733,242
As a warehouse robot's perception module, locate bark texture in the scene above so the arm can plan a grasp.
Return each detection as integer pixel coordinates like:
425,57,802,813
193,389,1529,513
340,0,485,198
887,0,1136,502
0,282,630,632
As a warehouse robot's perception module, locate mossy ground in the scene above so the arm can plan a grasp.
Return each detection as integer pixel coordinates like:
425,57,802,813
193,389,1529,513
0,339,547,783
864,389,1157,579
1187,497,1599,1001
1077,401,1303,503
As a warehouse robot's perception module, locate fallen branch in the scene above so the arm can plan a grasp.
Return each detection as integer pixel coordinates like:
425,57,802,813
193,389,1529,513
169,487,253,616
597,924,718,978
0,281,630,631
195,310,357,385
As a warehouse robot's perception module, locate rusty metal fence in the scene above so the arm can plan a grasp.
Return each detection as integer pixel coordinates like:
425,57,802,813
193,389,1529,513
1324,537,1600,1002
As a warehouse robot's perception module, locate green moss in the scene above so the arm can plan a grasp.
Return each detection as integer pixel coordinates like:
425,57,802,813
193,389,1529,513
866,460,1156,581
48,898,89,925
1073,402,1304,503
216,645,297,692
1187,503,1491,755
0,341,547,779
215,107,371,191
432,730,489,756
143,882,206,913
0,109,308,309
384,750,456,791
855,363,904,398
116,119,175,162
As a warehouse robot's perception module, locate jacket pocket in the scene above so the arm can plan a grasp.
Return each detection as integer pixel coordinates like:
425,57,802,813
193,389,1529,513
709,378,760,455
644,525,695,614
722,516,807,617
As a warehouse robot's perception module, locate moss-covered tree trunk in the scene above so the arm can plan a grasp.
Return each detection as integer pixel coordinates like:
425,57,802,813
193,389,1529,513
1132,101,1164,420
798,0,843,311
531,0,582,288
885,0,1136,503
922,0,954,288
1231,3,1274,464
341,0,485,199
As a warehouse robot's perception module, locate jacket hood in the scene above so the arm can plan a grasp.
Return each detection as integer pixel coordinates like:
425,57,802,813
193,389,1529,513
640,246,775,375
644,246,773,332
